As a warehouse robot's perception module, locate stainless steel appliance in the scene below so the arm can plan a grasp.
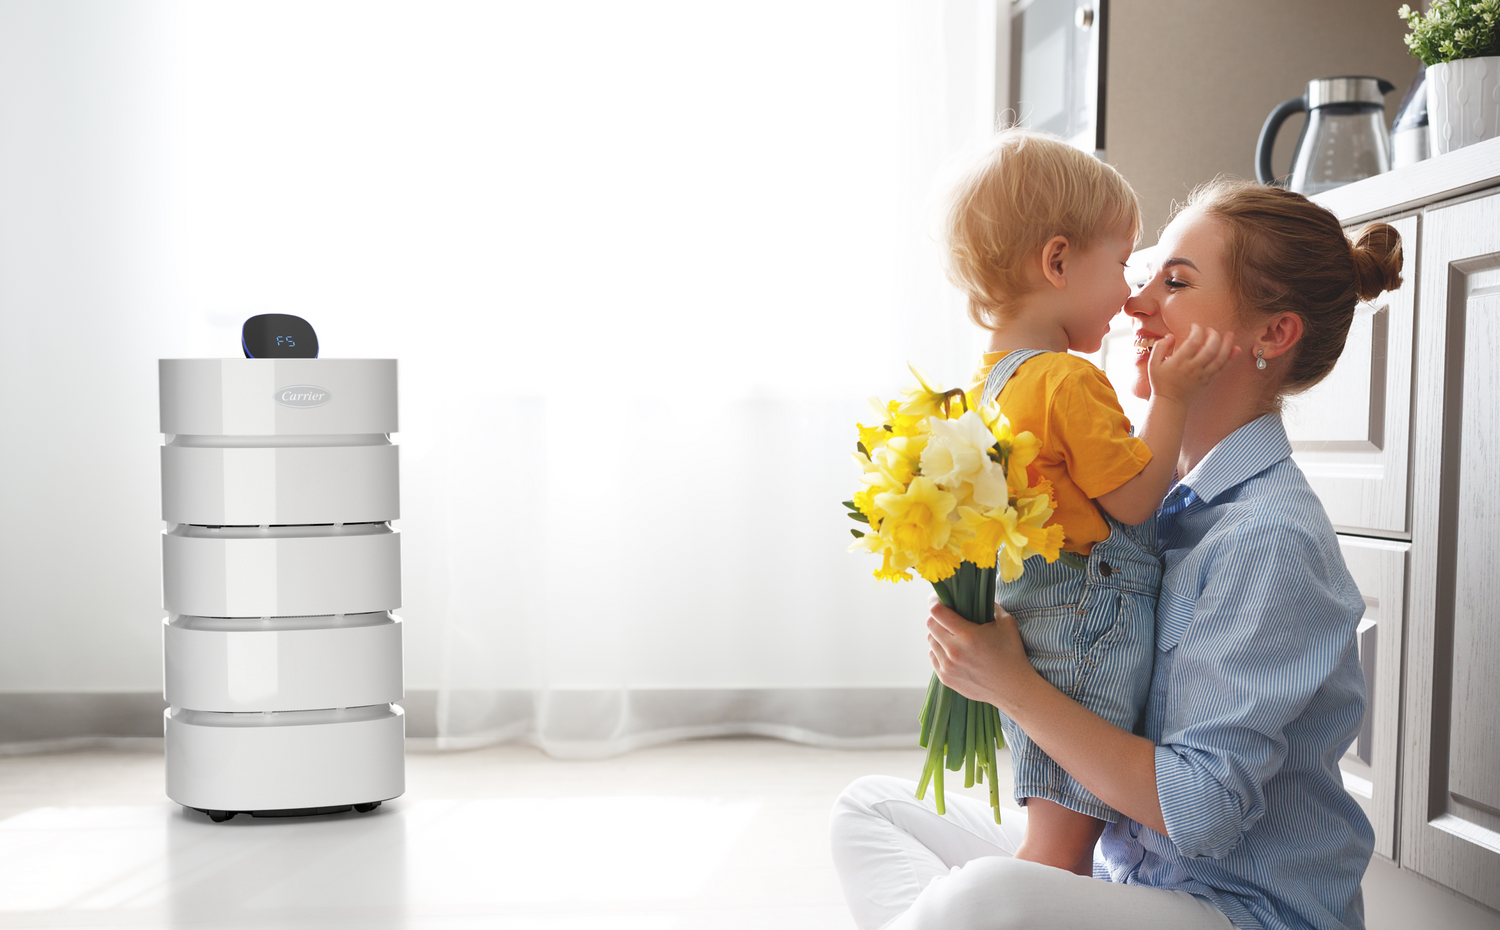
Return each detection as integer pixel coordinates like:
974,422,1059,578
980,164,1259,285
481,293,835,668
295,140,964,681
1390,66,1429,169
1256,76,1396,195
1008,0,1108,157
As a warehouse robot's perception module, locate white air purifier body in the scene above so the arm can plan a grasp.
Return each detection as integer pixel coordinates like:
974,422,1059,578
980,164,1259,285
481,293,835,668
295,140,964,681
159,359,405,819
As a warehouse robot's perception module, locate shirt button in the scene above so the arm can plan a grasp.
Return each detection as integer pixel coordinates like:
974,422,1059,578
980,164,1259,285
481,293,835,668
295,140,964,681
1099,561,1114,577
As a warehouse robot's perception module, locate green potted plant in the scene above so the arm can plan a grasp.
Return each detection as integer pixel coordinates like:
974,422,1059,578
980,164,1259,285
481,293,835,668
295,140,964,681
1400,0,1500,155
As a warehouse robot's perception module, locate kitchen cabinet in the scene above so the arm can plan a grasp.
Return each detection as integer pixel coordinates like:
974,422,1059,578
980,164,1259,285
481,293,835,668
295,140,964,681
1335,535,1408,862
1397,189,1500,911
1315,145,1500,913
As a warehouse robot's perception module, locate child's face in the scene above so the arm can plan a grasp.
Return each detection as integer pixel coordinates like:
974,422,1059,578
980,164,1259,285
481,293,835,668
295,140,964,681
1057,229,1135,354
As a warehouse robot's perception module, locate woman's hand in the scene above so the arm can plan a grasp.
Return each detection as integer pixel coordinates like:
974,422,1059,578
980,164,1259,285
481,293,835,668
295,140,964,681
926,600,1040,714
929,600,1169,836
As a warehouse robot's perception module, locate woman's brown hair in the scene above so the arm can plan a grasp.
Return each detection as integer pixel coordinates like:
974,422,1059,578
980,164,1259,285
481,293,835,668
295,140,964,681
1181,178,1403,395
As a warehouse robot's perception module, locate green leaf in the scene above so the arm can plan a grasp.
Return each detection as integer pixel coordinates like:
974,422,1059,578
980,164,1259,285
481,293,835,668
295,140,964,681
849,528,865,538
1400,0,1500,64
847,511,869,524
1058,552,1087,571
841,500,859,511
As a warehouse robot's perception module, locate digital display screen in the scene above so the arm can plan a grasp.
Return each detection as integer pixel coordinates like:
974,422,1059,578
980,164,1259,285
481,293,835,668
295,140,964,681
242,314,318,358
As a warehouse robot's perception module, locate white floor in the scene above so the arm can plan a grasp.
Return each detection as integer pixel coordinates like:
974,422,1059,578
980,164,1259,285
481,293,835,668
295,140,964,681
0,738,1019,930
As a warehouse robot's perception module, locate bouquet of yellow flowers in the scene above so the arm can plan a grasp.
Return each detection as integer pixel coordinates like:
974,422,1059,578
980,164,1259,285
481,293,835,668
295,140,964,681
844,365,1071,823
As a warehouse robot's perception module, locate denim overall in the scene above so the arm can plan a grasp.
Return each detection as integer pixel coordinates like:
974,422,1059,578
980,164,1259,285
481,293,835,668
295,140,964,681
981,350,1161,822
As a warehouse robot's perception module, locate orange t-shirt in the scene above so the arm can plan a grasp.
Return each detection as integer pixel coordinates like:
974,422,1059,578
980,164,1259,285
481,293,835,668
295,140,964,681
970,351,1151,555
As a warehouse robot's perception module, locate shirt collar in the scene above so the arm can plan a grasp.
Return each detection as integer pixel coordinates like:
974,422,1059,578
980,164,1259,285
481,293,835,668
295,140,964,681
1175,413,1292,506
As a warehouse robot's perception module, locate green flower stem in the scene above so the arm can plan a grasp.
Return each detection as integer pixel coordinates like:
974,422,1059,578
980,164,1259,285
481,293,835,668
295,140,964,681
987,705,1002,820
917,684,953,813
946,692,968,772
964,694,978,788
915,560,1008,823
917,673,939,749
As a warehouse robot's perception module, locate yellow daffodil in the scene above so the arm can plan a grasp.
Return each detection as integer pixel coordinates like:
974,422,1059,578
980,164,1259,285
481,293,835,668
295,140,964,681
875,547,915,582
896,363,951,420
1005,432,1041,489
988,490,1065,581
955,505,1016,569
852,452,907,526
917,547,963,583
1012,489,1065,562
882,400,926,439
1014,487,1056,530
857,421,891,453
1025,475,1056,510
849,530,917,582
879,435,928,483
976,403,1043,492
874,476,956,554
995,533,1029,583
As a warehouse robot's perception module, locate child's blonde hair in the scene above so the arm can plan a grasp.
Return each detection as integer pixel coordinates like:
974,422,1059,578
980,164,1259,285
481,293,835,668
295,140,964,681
942,129,1142,329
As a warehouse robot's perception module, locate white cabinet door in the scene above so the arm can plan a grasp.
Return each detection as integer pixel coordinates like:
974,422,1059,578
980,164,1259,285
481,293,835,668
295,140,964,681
1285,214,1418,538
1337,535,1408,862
1403,190,1500,911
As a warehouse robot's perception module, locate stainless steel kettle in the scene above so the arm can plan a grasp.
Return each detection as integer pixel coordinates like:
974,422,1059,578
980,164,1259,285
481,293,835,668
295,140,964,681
1256,76,1396,195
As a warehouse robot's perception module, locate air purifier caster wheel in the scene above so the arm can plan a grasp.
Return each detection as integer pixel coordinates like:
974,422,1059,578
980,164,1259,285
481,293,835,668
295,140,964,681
206,810,236,823
354,801,381,813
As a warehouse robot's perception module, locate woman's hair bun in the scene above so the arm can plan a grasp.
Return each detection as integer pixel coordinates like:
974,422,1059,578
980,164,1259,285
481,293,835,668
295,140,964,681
1350,222,1403,301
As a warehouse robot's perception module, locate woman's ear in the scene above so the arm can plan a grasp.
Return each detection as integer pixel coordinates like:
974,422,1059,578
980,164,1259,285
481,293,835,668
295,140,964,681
1037,235,1070,290
1255,311,1304,360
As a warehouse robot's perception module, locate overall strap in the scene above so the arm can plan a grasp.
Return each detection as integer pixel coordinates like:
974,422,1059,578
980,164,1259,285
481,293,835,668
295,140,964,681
979,349,1049,407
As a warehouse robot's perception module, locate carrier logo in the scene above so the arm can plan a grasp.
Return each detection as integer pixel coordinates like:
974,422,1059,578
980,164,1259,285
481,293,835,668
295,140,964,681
274,385,332,408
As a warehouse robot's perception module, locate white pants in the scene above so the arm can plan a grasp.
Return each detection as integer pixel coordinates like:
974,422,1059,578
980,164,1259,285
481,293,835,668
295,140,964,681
829,775,1235,930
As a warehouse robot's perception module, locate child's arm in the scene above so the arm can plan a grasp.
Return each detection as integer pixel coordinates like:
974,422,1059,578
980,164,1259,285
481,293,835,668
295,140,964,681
1094,324,1237,525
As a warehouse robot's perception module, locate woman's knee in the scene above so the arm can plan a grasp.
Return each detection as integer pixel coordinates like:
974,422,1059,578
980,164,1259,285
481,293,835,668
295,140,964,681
915,857,1074,929
834,774,915,817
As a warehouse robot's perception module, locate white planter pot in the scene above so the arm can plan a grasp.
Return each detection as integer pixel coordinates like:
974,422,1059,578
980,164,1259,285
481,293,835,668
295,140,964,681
1427,56,1500,156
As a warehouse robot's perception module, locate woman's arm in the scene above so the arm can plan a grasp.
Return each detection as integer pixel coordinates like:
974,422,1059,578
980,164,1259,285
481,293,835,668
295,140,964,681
926,601,1168,834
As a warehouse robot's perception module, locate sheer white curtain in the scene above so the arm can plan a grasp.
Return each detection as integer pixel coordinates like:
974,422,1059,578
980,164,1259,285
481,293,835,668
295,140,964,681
168,0,1001,755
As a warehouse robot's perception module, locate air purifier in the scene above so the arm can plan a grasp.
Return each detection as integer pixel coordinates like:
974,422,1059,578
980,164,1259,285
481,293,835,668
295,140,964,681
159,358,405,821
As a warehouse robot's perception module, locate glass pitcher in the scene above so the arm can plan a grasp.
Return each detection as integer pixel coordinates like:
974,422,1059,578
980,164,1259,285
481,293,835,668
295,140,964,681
1256,76,1396,195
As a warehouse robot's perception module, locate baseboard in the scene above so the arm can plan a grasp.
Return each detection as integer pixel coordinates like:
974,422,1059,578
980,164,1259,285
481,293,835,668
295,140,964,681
0,688,924,755
0,736,165,757
0,693,168,744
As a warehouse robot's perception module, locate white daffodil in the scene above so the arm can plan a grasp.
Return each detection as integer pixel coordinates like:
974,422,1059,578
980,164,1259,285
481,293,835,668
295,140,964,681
920,410,1009,507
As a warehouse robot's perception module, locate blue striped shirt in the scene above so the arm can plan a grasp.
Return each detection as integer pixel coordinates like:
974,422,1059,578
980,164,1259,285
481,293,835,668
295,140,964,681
1096,413,1372,930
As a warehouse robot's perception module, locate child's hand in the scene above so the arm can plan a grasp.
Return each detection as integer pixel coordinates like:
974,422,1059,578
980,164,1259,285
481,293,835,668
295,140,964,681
1147,324,1239,405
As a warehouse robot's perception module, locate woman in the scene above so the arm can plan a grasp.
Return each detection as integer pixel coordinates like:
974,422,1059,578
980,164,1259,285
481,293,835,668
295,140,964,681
829,178,1404,930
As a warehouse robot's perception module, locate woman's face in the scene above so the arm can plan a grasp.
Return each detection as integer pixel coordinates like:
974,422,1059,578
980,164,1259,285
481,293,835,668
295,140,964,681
1123,209,1244,400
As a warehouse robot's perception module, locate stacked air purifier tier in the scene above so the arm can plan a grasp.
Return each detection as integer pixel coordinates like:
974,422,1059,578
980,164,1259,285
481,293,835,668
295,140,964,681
159,359,405,816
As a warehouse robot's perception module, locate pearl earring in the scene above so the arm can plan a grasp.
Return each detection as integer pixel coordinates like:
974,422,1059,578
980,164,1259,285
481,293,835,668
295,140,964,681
1256,349,1267,370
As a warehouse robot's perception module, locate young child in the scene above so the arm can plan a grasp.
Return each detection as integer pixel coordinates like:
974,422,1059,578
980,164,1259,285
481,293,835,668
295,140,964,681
941,129,1236,874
